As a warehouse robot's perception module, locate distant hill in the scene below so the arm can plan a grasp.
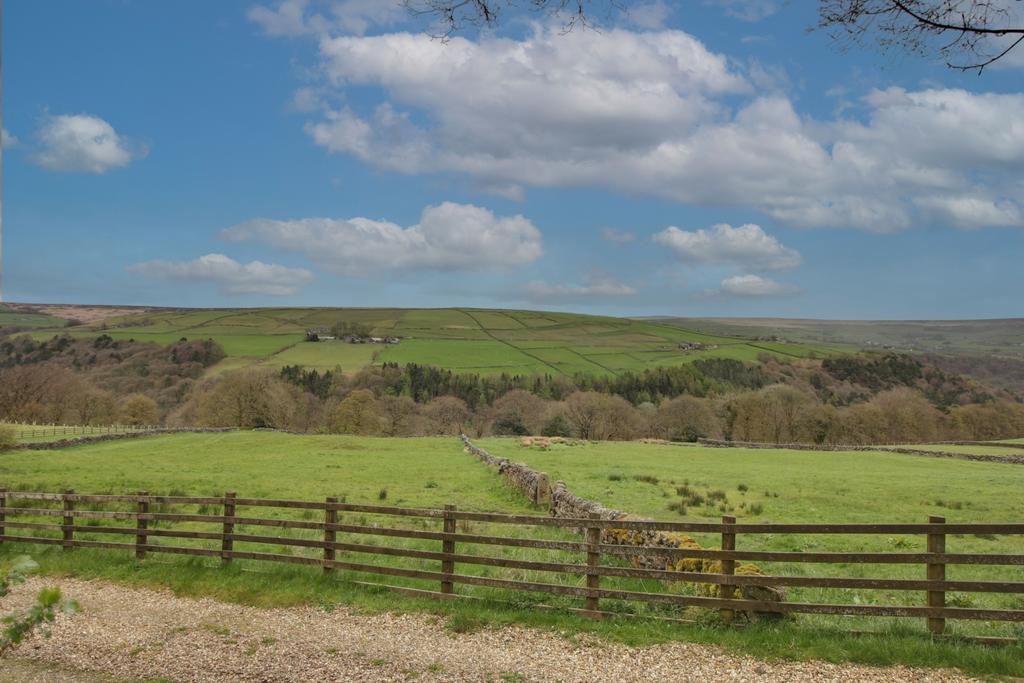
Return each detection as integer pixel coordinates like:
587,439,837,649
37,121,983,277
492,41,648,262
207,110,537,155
2,304,844,377
646,317,1024,357
648,317,1024,394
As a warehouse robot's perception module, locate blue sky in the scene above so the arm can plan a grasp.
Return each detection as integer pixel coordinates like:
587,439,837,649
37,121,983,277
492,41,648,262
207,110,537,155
3,0,1023,318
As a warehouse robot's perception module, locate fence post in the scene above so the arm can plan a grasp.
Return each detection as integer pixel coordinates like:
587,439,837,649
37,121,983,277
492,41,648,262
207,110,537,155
441,504,456,594
135,491,149,560
720,515,737,623
927,515,946,635
324,496,338,574
62,489,75,551
0,488,7,545
221,491,236,564
585,512,602,617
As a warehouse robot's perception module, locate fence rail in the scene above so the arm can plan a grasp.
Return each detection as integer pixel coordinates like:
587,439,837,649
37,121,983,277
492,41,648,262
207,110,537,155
0,488,1022,634
1,423,159,439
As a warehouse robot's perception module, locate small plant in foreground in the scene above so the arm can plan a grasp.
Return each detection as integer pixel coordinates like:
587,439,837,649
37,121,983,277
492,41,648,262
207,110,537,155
378,488,388,500
633,474,659,485
737,483,748,493
1,555,78,656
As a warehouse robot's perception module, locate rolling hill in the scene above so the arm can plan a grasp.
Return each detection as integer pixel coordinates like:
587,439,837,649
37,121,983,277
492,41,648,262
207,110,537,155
2,304,844,377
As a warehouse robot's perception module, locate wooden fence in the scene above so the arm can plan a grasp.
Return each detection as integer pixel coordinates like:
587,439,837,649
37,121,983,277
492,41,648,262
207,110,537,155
0,489,1022,635
2,423,158,439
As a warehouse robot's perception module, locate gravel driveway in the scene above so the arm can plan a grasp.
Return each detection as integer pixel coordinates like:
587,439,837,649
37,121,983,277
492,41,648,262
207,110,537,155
2,577,977,683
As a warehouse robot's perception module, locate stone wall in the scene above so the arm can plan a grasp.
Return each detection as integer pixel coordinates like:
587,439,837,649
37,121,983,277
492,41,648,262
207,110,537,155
10,428,236,451
462,435,784,606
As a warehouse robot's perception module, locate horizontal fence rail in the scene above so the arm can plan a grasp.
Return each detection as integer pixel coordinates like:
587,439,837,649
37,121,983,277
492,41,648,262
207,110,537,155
0,488,1022,636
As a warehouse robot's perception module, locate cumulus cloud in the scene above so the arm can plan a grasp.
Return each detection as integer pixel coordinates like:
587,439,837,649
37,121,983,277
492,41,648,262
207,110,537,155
1,128,18,148
710,274,798,297
33,114,145,173
915,195,1024,229
654,223,801,270
522,273,637,302
128,254,313,296
283,22,1023,231
601,228,636,244
221,202,543,276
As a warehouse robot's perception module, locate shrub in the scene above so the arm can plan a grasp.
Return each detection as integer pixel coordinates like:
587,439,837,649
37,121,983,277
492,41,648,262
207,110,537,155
737,483,748,493
540,414,572,437
0,425,16,451
378,488,388,500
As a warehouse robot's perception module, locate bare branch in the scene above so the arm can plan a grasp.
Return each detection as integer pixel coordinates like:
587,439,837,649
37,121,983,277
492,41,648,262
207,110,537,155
820,0,1024,72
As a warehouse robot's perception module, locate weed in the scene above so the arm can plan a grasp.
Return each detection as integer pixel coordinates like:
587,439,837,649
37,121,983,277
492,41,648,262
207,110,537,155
737,483,748,493
633,474,659,485
607,473,623,482
378,488,388,501
447,613,486,634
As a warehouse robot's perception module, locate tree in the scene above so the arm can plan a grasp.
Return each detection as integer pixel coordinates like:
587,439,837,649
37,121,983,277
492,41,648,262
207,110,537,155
819,1,1024,72
192,369,297,429
119,394,158,427
489,389,548,435
654,395,721,442
422,396,471,435
378,395,418,436
326,390,381,435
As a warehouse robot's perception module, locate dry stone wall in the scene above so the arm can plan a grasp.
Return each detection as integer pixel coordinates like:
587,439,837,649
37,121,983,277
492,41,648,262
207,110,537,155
10,428,236,451
462,436,784,606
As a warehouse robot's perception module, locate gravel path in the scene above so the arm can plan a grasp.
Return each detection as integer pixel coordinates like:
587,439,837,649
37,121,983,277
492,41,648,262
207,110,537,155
2,577,977,683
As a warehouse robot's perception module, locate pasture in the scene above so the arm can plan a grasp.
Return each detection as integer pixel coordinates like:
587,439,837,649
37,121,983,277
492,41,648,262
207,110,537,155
1,432,1022,676
21,306,843,377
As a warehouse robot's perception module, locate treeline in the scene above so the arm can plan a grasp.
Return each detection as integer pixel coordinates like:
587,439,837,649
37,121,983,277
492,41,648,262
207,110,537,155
2,331,1023,444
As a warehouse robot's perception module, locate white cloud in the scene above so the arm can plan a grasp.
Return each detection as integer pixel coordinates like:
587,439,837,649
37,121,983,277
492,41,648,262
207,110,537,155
708,0,780,22
1,128,18,148
601,228,636,244
33,114,145,173
272,22,1023,231
522,273,637,302
627,2,674,29
915,195,1024,229
128,254,313,296
712,274,798,297
248,0,320,36
248,0,403,36
654,223,801,270
329,0,404,34
221,202,543,276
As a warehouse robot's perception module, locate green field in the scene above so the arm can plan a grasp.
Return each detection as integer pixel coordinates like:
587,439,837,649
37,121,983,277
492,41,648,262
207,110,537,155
1,432,1022,675
0,306,66,329
21,307,844,377
478,437,1024,636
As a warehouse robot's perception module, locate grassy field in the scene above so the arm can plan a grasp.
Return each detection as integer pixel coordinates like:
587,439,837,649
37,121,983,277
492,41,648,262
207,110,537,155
21,306,844,377
478,437,1024,636
0,306,66,329
0,432,1022,676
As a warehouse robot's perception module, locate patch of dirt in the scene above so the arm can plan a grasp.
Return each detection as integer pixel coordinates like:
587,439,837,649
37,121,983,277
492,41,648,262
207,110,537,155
1,577,979,683
5,303,157,325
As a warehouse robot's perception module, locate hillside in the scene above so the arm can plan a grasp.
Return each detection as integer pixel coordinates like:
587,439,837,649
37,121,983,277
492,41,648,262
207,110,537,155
648,317,1024,357
3,304,844,377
